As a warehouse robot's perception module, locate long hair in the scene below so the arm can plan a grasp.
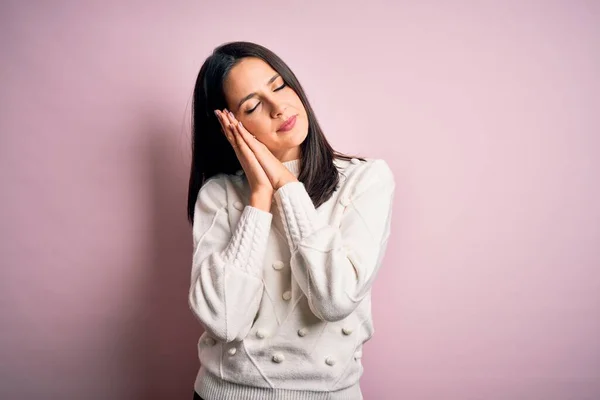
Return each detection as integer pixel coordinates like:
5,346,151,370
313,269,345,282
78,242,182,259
187,41,361,224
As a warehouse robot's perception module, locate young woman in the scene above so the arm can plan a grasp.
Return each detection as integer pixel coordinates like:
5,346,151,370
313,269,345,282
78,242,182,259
187,41,395,400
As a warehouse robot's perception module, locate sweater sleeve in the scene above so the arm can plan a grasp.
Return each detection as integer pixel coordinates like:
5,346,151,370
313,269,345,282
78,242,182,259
273,159,395,322
188,176,272,343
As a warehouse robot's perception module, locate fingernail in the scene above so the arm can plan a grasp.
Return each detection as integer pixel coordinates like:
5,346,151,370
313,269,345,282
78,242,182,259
214,110,219,117
229,111,234,119
238,121,242,127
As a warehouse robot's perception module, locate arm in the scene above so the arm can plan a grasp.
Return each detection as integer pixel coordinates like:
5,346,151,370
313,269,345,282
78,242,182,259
188,176,272,342
273,160,396,322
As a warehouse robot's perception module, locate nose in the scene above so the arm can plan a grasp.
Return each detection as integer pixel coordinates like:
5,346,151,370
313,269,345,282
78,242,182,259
270,101,286,119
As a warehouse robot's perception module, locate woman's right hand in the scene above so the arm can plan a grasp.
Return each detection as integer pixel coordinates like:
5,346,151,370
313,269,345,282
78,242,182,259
215,109,274,198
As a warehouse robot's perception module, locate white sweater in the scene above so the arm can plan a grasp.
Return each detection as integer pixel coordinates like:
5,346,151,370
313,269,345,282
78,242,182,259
189,157,395,400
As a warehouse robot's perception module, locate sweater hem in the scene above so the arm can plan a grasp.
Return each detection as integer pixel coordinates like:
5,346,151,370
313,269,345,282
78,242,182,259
194,367,363,400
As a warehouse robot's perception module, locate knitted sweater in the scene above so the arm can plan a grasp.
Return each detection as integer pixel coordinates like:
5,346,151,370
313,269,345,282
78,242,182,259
189,157,396,400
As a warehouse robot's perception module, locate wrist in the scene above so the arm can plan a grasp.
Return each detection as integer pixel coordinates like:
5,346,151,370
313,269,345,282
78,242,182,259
250,190,273,212
274,176,299,191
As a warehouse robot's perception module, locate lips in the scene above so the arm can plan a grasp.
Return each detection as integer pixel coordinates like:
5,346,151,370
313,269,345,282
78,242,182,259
277,115,297,132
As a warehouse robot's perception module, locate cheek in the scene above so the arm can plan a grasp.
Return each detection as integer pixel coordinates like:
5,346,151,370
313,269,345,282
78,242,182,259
290,94,306,115
243,118,270,138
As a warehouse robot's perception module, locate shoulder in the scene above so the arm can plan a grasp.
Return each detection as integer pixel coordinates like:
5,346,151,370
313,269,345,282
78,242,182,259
335,157,395,195
195,173,230,209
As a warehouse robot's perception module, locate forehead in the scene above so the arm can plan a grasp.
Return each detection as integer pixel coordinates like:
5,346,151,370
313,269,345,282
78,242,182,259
223,57,278,99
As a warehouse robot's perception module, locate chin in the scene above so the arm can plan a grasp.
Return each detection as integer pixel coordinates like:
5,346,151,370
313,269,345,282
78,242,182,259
287,127,308,146
292,119,309,140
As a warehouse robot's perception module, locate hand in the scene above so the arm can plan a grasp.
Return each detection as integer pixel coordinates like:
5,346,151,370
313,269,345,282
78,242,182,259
216,111,298,191
215,109,273,196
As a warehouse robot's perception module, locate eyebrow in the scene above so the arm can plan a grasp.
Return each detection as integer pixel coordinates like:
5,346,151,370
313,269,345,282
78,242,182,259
237,74,281,109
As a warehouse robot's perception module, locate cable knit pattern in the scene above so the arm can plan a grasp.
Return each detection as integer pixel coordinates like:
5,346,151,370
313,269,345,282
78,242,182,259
273,159,395,322
189,177,273,343
222,206,270,276
189,158,396,400
274,181,327,252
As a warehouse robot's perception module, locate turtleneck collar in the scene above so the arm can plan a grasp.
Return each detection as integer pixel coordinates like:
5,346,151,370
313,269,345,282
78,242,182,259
282,158,301,177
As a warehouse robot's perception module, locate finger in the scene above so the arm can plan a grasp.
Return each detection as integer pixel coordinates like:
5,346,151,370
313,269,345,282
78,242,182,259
221,110,237,136
224,109,238,127
228,125,244,159
230,122,248,153
225,111,265,165
224,110,248,148
218,110,255,176
229,122,256,161
215,110,227,130
236,121,264,153
231,124,263,175
226,124,249,174
236,120,255,140
235,121,281,184
222,110,241,146
215,110,236,145
214,110,227,135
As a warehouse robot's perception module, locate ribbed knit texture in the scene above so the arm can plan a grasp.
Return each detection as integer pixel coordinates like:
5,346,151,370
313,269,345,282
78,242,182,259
282,158,301,177
196,367,362,400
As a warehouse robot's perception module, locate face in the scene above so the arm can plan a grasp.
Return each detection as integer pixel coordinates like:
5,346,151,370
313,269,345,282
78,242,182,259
223,57,309,161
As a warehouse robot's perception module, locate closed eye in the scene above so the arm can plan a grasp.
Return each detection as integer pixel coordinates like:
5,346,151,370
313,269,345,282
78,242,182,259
245,83,288,114
246,103,259,114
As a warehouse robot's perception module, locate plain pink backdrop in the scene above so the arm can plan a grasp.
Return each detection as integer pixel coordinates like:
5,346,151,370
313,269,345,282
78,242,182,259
1,1,599,399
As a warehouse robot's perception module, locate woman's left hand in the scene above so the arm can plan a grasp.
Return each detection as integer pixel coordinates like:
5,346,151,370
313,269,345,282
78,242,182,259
224,111,298,190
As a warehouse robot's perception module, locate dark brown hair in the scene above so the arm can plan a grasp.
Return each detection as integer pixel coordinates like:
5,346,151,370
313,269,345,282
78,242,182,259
187,41,361,224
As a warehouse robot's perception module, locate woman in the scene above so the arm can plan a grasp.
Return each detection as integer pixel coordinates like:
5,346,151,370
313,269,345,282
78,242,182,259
187,41,395,400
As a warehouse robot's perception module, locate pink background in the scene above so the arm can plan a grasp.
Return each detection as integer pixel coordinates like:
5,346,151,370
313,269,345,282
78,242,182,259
1,1,599,399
